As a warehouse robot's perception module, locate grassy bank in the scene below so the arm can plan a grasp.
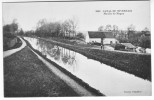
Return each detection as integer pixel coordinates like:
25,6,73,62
31,36,151,81
4,46,80,97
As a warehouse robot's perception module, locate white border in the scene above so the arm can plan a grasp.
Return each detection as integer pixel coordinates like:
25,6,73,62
0,0,153,100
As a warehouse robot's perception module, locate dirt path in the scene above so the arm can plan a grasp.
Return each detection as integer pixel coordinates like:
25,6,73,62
3,37,26,58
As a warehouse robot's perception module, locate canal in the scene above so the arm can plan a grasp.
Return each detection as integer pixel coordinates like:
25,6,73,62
24,37,151,96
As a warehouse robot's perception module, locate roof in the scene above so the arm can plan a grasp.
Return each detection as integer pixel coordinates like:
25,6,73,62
121,43,136,48
88,31,114,38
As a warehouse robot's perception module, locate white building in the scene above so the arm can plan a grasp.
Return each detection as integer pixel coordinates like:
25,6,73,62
85,31,119,45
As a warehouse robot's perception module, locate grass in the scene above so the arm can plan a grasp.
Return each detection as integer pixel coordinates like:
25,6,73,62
47,37,98,48
32,36,151,81
4,46,79,97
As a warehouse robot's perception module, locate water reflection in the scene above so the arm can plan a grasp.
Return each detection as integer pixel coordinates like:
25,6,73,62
36,39,78,72
24,37,151,96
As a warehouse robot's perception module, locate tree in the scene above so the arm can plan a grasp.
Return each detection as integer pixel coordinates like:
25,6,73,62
116,30,128,43
127,24,135,31
139,35,151,48
54,22,61,37
24,30,35,36
48,22,61,37
62,20,71,38
35,19,62,37
98,26,104,31
3,19,18,37
112,25,118,37
105,25,112,31
18,28,24,35
10,19,18,34
34,17,78,39
127,24,135,39
112,25,118,31
60,23,66,38
3,25,10,33
68,17,78,38
36,19,47,29
76,32,85,40
61,17,78,39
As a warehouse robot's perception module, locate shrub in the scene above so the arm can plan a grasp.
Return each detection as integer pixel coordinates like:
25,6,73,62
114,44,125,50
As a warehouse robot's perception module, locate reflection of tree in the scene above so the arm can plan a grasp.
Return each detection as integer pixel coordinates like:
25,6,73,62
68,51,76,66
61,48,77,71
37,39,61,60
52,46,61,60
62,55,70,64
36,39,77,71
37,39,48,55
61,47,69,64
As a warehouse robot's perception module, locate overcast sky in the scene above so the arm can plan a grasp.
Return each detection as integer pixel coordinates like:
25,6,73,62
2,1,150,31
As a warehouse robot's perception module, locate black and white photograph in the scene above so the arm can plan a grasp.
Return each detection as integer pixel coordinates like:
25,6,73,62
2,0,151,97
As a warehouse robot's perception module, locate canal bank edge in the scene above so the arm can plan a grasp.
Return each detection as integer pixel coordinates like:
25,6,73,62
36,36,151,81
22,37,104,96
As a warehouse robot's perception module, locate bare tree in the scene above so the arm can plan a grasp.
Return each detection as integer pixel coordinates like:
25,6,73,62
105,25,112,31
98,26,104,31
63,20,71,38
36,19,47,29
68,17,78,38
127,24,135,39
61,17,78,39
10,19,18,35
112,25,118,37
35,17,78,39
113,25,118,31
127,24,135,31
60,23,66,38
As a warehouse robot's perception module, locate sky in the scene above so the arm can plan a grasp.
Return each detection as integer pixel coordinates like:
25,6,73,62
2,1,150,31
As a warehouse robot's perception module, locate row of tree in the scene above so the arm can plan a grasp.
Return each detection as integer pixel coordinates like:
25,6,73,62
3,19,151,48
98,24,151,48
3,18,85,41
34,17,78,39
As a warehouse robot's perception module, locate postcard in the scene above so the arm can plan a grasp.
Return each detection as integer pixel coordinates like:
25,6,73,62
3,0,151,97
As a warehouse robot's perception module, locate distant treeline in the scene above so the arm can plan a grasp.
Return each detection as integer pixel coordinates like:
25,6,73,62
3,19,151,48
98,24,151,48
20,18,84,40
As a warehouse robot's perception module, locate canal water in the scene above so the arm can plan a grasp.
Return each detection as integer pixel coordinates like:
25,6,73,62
24,37,151,96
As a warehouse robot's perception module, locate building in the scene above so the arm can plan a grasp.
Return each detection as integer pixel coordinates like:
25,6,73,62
121,43,136,51
85,31,119,45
